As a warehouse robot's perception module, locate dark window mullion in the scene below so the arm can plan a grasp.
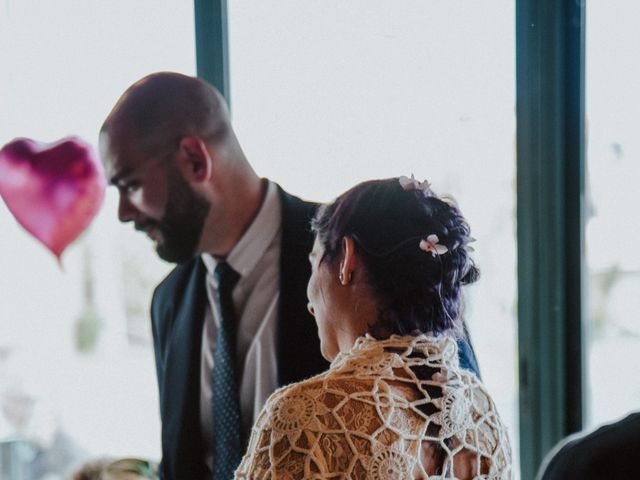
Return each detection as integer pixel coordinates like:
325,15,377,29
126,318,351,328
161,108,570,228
516,0,586,478
194,0,230,106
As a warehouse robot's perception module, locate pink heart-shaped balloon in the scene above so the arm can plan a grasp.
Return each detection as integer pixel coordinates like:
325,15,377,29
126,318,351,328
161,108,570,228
0,137,106,260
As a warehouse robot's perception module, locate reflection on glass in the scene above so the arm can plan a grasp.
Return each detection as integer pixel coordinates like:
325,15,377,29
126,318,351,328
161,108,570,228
586,1,640,428
229,0,518,473
0,1,195,475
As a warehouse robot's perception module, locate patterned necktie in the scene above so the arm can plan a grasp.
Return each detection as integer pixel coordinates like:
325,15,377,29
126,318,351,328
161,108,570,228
212,261,242,479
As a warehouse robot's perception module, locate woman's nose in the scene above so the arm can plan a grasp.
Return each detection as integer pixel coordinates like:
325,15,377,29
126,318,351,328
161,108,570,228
307,303,315,316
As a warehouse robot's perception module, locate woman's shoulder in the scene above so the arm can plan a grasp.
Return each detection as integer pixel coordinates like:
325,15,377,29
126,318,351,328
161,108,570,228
254,367,379,434
266,369,328,402
267,366,374,409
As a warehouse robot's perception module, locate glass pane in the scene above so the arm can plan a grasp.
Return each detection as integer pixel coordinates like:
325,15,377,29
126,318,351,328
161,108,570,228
229,0,519,473
0,1,195,476
586,1,640,427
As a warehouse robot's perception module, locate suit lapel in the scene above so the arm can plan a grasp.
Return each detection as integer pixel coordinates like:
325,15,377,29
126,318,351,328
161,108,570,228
276,187,329,386
162,259,209,477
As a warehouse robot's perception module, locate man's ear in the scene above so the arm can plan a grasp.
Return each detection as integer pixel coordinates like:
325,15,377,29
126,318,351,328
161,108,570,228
175,136,213,182
339,236,357,285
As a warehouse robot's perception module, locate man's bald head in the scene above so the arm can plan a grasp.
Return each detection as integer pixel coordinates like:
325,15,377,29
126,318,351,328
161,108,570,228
101,72,230,156
100,72,263,260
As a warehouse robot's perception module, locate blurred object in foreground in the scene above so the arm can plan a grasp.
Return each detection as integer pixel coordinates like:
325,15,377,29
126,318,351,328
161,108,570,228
73,457,158,480
0,384,89,480
0,137,105,261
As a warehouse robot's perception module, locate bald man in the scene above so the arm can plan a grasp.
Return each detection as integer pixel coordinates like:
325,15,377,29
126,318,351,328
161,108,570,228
100,72,328,479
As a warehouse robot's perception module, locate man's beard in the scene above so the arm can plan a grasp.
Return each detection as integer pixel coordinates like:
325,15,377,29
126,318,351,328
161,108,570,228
145,173,210,263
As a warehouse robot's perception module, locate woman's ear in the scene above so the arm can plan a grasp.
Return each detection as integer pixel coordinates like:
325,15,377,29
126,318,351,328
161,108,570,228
175,136,213,183
339,236,356,285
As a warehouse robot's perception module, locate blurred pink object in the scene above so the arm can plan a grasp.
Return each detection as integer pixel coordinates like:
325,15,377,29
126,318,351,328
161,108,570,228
0,137,106,260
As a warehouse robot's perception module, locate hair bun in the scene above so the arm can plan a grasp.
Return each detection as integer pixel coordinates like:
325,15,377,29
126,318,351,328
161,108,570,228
312,177,479,337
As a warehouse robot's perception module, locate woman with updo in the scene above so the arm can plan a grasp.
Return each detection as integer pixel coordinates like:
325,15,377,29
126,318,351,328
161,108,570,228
235,177,512,479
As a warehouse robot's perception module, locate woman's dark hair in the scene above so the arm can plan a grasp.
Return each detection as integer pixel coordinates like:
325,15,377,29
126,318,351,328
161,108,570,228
311,177,479,338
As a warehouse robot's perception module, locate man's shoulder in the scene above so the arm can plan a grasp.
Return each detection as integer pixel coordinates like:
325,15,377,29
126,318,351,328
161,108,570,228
274,184,318,256
152,258,203,308
275,184,318,222
274,184,318,207
540,412,640,479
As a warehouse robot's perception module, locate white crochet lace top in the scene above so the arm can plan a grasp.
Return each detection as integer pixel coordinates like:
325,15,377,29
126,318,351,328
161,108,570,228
235,334,512,479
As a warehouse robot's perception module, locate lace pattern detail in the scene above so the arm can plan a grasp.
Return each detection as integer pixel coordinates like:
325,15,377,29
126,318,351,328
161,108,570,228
271,393,316,432
235,334,512,479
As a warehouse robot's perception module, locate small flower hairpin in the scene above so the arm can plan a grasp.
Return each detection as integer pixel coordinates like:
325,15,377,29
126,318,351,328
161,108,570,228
399,174,431,195
464,237,477,252
419,234,448,257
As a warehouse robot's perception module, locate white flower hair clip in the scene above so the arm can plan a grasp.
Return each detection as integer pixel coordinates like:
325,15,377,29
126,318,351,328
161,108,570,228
419,234,448,257
464,237,477,252
399,174,431,195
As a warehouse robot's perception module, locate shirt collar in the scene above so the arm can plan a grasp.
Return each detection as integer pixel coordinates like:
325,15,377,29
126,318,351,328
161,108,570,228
201,180,281,282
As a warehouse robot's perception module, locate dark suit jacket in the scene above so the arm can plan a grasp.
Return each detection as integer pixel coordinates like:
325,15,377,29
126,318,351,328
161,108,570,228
150,186,481,480
150,188,329,479
539,412,640,479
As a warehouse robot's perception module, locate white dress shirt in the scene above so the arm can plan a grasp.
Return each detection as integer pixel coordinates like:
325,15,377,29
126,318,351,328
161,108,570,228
199,181,281,472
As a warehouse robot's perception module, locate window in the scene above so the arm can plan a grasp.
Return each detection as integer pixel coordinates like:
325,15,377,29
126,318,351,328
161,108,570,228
0,2,194,476
228,0,519,470
586,0,640,428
